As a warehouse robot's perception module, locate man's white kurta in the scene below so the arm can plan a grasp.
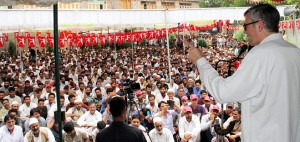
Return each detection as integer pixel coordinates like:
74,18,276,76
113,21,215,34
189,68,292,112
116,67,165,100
196,34,300,142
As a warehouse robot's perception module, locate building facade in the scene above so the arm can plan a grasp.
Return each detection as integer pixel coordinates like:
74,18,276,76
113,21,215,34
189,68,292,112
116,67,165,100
0,0,199,10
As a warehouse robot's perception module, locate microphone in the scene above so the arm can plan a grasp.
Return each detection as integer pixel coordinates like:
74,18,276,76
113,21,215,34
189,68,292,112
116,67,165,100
238,44,248,58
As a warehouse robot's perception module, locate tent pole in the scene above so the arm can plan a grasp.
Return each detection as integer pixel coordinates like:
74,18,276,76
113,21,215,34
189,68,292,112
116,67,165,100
165,9,171,85
53,4,63,142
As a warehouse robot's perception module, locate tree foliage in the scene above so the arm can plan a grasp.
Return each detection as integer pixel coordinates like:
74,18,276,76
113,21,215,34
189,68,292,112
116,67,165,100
8,40,16,57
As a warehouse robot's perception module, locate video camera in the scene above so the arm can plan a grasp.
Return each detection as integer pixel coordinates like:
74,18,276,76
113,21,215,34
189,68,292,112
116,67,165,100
123,79,141,101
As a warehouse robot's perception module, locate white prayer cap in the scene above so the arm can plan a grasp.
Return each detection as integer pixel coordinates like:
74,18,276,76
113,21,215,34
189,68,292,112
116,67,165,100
105,84,111,88
74,99,82,103
11,101,19,105
167,89,175,93
29,118,39,126
160,78,166,81
153,117,162,124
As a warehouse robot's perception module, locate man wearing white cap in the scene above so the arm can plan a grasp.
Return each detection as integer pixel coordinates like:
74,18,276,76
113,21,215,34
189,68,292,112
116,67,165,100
0,114,24,142
66,99,87,122
179,106,201,142
149,117,174,142
24,117,55,142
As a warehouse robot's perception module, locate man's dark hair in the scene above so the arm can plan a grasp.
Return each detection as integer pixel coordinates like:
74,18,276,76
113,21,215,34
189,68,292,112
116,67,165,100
4,114,15,123
106,88,114,94
200,90,207,94
97,121,106,130
109,97,125,117
146,85,152,89
195,80,202,85
131,114,140,121
24,95,31,100
244,4,280,33
48,93,55,98
1,98,9,104
68,94,75,101
95,88,101,92
0,90,5,94
30,108,40,117
63,122,75,133
8,109,18,115
158,101,167,108
148,94,155,100
38,98,45,103
8,87,15,92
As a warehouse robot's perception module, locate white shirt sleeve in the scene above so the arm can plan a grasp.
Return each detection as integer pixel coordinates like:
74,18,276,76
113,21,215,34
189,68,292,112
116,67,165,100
200,114,212,131
77,112,87,126
47,127,56,142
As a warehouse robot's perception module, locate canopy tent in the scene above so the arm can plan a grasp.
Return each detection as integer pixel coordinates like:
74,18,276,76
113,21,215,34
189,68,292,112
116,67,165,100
0,6,287,31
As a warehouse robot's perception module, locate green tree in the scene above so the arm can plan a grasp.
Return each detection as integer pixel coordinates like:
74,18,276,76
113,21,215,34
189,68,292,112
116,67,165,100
233,28,248,42
168,34,176,47
199,0,222,7
8,40,16,57
198,38,209,48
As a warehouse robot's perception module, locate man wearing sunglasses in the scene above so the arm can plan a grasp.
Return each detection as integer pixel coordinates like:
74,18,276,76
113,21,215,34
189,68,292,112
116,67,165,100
186,4,300,142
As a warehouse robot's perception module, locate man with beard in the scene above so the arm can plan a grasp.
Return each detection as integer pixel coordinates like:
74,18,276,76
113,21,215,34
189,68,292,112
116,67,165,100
24,117,55,142
0,114,24,141
77,103,102,135
0,91,4,109
149,117,174,142
179,106,201,142
0,80,10,94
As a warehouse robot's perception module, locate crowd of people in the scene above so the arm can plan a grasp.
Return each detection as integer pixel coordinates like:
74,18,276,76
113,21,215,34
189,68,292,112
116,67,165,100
0,28,245,142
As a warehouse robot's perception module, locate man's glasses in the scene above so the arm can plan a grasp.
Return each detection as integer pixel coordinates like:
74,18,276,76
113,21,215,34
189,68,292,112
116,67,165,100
243,20,259,30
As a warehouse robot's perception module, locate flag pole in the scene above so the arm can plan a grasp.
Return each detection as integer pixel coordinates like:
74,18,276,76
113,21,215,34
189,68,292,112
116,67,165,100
131,26,134,70
53,4,63,142
165,9,171,84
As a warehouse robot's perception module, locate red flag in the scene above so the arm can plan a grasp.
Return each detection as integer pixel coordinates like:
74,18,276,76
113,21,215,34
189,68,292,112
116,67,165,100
0,36,4,47
146,31,154,40
3,33,8,42
83,36,91,46
136,32,143,42
125,33,132,42
91,36,98,46
59,37,65,48
75,37,83,47
28,37,36,48
160,29,166,38
120,34,125,44
99,35,106,45
46,32,51,38
38,37,46,48
154,30,161,39
14,32,19,38
17,36,25,47
36,32,42,38
115,34,122,44
25,32,31,38
47,37,54,47
108,35,114,44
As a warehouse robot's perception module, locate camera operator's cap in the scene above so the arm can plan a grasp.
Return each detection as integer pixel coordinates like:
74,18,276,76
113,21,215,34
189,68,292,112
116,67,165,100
181,96,188,101
212,105,220,111
190,94,198,100
204,96,211,101
135,90,142,96
183,106,192,113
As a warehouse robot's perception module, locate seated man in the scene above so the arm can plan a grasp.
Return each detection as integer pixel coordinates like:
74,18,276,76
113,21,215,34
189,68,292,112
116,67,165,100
0,114,24,141
24,108,47,134
91,121,106,142
200,105,222,142
77,103,102,135
130,114,151,142
63,122,89,142
149,117,174,142
179,106,201,142
19,95,37,119
66,99,87,123
24,118,55,142
214,108,242,142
